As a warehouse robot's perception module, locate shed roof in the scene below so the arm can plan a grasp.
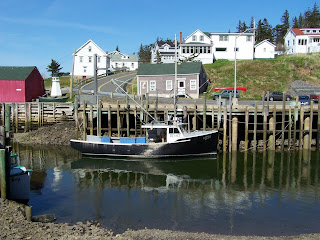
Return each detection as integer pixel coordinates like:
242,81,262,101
137,62,203,76
0,66,36,80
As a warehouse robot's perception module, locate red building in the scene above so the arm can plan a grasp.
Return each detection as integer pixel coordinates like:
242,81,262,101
0,66,45,102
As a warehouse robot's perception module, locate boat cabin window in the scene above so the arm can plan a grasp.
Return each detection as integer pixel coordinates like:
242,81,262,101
169,128,180,134
147,128,167,142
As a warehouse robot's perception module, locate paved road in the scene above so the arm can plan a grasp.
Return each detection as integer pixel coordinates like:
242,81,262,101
78,72,308,106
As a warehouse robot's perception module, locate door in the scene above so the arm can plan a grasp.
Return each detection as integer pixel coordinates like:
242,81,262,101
140,81,148,95
177,79,186,96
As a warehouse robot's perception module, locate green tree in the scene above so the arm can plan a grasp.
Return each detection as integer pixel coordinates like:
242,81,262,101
46,59,63,77
155,50,162,63
138,44,151,64
274,10,290,44
256,19,273,43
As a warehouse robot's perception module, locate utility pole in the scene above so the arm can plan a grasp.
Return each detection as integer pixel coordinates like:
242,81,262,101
70,50,76,97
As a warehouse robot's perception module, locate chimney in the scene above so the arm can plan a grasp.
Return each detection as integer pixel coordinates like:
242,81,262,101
180,32,182,43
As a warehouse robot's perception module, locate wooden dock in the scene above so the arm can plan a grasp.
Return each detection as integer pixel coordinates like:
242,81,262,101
1,96,319,151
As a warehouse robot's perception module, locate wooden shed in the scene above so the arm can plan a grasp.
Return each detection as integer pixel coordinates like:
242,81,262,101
137,62,208,99
0,66,45,102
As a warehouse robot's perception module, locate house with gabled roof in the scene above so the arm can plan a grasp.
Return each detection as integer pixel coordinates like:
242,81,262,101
254,40,276,59
284,28,320,54
107,51,138,71
0,66,45,102
151,40,177,64
136,62,208,99
73,39,110,79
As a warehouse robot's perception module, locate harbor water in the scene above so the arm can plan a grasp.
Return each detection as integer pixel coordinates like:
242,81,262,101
13,143,320,236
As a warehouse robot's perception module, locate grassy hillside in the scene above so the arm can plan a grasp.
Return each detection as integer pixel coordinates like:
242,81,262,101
204,53,320,99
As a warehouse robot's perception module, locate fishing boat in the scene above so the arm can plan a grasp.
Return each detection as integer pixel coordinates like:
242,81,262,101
70,121,218,158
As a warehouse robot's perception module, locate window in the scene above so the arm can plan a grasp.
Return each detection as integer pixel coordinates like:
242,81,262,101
208,47,211,53
246,36,252,42
131,63,134,68
182,47,186,53
98,56,101,63
293,40,295,45
150,81,156,91
169,128,180,134
288,40,289,46
89,56,92,63
88,46,92,52
80,56,83,63
219,35,228,41
190,80,196,90
200,35,204,41
216,48,227,51
83,66,87,73
192,35,197,41
234,47,239,52
166,80,172,90
263,48,266,52
298,39,307,45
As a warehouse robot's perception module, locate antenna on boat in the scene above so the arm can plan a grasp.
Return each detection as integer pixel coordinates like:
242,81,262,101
111,80,155,121
173,34,178,120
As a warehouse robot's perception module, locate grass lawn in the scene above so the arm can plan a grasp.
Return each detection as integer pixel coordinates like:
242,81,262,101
204,53,320,100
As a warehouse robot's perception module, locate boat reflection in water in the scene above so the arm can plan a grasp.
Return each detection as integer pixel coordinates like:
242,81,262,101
14,144,320,236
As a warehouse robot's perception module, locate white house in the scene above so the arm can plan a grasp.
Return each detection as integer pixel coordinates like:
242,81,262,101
254,40,276,59
152,29,256,64
284,28,320,54
151,41,176,63
73,40,110,79
107,51,138,71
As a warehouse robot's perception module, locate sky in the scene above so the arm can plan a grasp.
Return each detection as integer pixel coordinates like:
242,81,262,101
0,0,317,77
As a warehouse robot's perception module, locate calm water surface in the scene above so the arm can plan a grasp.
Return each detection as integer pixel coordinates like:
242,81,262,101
13,144,320,236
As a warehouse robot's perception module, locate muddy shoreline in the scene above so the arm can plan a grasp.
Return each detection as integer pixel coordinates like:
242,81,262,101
8,122,320,239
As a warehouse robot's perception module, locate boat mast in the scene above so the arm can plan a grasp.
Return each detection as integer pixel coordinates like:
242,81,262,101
174,34,177,120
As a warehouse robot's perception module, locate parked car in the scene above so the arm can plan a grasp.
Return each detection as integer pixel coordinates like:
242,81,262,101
298,95,311,105
309,94,319,103
264,92,292,101
212,90,239,100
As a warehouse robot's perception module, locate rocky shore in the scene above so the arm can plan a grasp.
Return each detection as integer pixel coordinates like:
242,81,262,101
7,122,320,240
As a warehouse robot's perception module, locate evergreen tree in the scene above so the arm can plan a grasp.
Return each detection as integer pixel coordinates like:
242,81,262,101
292,17,300,28
256,18,273,43
156,50,162,63
274,10,290,44
46,59,63,77
138,44,151,64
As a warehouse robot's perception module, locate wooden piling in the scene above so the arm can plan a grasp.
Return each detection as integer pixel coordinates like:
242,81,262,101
288,107,292,148
126,95,130,137
253,102,257,150
244,106,249,151
211,106,215,130
232,117,238,151
299,106,304,150
24,103,27,133
281,94,286,151
0,149,7,200
117,100,120,137
303,117,310,150
223,106,227,152
193,101,197,131
108,105,111,137
82,100,87,140
5,104,11,132
294,105,298,149
309,101,313,149
203,92,207,131
89,105,93,135
74,97,79,139
134,106,137,137
98,100,102,136
268,117,275,150
263,106,267,151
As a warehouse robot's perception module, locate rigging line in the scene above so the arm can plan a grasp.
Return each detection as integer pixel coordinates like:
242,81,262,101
111,80,155,121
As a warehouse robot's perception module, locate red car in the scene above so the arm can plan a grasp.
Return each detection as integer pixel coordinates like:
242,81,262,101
310,94,319,103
